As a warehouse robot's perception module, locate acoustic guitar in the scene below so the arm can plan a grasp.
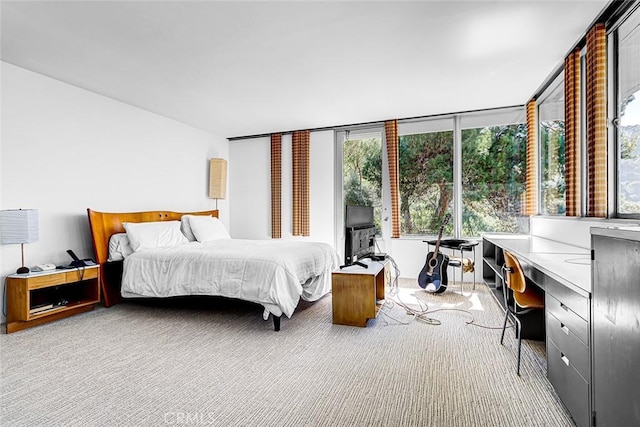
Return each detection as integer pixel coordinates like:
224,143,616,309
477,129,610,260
418,213,451,293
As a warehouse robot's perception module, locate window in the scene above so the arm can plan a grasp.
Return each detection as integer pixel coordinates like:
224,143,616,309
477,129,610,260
616,7,640,216
337,107,529,241
461,109,529,236
538,73,566,215
397,118,453,235
341,130,384,233
394,108,528,238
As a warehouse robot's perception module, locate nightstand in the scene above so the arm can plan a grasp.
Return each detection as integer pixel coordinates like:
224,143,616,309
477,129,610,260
5,265,101,333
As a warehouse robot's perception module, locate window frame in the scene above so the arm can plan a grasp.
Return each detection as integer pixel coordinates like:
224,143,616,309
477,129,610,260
537,71,567,216
397,115,456,237
394,106,528,239
334,125,391,260
609,4,640,219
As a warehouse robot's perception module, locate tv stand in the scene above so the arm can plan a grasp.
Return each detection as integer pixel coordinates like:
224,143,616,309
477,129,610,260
339,260,368,269
332,260,390,327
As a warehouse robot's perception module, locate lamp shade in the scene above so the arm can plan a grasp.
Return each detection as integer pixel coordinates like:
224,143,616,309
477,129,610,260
0,209,39,244
209,158,227,199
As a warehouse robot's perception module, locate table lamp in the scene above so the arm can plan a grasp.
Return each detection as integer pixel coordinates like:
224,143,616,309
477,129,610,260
0,209,39,274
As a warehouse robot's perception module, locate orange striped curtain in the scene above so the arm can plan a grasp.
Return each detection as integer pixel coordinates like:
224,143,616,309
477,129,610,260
524,99,538,216
586,23,607,218
385,120,401,238
292,130,310,236
564,49,581,216
271,133,282,238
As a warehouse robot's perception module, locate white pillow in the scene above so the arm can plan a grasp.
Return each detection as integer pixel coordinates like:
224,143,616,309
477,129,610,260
123,221,188,252
107,233,134,261
180,214,212,242
188,215,230,242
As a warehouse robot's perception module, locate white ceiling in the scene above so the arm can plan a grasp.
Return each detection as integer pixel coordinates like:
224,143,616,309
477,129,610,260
1,0,609,138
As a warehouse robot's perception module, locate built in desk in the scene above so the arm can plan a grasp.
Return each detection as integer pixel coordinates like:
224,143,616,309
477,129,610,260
482,234,592,427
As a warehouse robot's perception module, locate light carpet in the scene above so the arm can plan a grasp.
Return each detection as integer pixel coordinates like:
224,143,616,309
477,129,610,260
0,280,574,426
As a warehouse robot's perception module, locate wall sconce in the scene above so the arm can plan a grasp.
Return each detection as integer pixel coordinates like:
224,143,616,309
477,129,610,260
209,158,227,210
0,209,39,274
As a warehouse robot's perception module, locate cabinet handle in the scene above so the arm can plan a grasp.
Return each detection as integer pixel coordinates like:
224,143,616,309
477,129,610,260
560,324,569,335
560,303,569,311
561,353,570,366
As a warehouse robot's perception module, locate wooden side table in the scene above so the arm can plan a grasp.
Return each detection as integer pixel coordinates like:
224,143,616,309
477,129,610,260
332,260,390,327
5,265,101,333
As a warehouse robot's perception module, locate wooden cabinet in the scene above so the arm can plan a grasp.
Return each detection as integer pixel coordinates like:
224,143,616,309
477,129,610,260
6,266,100,333
332,260,389,327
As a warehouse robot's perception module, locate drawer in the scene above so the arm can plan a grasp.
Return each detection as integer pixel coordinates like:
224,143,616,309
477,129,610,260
548,341,590,427
66,267,99,282
547,311,590,381
541,272,589,320
27,272,67,290
546,293,589,346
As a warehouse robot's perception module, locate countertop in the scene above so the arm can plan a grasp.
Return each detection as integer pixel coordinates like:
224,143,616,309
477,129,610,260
483,234,591,295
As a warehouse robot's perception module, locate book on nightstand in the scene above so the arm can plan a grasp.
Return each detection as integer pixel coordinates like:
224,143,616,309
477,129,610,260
29,304,54,315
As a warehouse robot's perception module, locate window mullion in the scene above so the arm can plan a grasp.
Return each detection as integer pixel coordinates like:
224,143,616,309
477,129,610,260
453,115,462,238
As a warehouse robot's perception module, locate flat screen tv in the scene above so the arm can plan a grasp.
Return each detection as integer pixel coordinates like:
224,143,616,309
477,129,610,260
344,205,375,266
345,205,374,228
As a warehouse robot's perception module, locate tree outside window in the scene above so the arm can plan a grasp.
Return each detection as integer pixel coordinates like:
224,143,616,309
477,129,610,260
342,135,383,234
398,131,453,236
342,109,529,239
538,75,566,215
461,124,529,236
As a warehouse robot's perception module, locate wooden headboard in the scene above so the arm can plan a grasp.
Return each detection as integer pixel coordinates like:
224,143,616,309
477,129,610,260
87,209,218,307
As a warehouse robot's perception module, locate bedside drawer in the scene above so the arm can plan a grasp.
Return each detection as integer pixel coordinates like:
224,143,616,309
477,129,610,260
27,273,67,290
66,267,98,282
548,341,590,427
547,311,589,380
546,293,588,346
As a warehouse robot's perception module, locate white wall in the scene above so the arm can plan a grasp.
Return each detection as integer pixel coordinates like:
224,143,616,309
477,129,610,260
1,62,228,322
0,62,4,288
229,130,335,245
228,136,271,239
531,216,640,249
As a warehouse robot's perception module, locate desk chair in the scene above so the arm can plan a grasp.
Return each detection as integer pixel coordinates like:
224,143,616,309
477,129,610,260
500,250,544,376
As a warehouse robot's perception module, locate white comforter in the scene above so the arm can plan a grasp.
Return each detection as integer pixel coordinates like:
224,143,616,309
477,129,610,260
121,239,339,318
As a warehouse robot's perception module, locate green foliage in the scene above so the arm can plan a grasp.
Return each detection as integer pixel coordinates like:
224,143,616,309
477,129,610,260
341,124,530,238
398,132,453,234
540,120,566,215
619,124,640,213
460,124,528,236
343,137,383,232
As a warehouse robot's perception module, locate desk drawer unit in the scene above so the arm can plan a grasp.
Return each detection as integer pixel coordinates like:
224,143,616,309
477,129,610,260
547,311,589,380
543,273,589,320
546,293,589,346
546,290,590,427
548,341,590,427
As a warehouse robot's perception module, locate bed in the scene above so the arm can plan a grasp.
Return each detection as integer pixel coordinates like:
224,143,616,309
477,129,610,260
87,209,339,330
